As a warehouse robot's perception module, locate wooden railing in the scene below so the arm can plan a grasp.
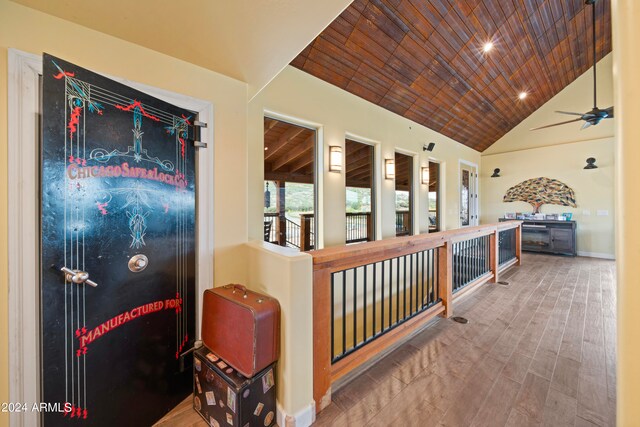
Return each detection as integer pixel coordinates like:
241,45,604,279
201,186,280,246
263,213,314,249
498,224,519,269
310,221,522,412
264,212,373,250
345,212,373,244
264,213,278,243
395,210,411,236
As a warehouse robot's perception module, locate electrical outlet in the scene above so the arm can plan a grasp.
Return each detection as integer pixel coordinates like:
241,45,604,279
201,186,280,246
582,210,591,216
597,210,609,216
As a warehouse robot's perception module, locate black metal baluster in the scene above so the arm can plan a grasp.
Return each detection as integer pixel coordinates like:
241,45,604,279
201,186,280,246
471,239,475,282
475,237,479,279
409,253,414,315
460,241,464,287
468,239,472,282
462,240,466,285
415,252,420,312
381,260,385,331
431,249,436,303
364,264,368,341
481,236,484,273
388,259,392,328
482,235,486,273
421,250,425,309
427,249,432,306
453,242,457,290
373,262,377,336
342,270,346,356
331,272,335,361
470,239,474,283
486,235,490,272
353,268,357,349
475,238,479,279
436,247,440,301
403,255,407,319
396,257,400,324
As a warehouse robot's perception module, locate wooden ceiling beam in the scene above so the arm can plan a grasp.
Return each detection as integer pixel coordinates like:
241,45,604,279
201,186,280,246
271,135,315,171
289,147,315,173
265,126,307,161
264,171,314,185
345,179,372,188
346,156,373,174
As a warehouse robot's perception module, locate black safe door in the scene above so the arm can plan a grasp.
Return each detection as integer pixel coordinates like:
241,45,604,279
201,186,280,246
41,54,197,426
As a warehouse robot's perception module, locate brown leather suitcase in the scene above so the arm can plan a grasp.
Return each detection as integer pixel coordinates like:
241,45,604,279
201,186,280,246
202,284,280,377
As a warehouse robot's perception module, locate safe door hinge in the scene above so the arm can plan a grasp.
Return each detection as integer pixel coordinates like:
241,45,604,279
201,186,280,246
192,140,207,148
192,120,208,149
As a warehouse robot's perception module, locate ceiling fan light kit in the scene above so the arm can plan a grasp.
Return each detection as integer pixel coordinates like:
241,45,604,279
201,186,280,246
531,0,613,132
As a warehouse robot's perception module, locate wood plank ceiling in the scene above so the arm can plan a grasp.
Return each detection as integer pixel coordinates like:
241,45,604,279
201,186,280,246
291,0,612,151
264,118,316,184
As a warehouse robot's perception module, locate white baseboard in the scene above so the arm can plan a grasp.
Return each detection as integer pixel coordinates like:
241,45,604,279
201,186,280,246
277,401,316,427
577,251,616,260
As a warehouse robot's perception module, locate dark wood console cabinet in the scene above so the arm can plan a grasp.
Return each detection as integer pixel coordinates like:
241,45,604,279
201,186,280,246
500,219,576,256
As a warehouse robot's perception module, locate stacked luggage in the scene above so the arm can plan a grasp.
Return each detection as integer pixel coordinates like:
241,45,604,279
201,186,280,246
194,285,281,427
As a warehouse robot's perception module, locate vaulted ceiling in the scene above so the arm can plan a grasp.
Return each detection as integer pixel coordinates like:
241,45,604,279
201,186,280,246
291,0,612,151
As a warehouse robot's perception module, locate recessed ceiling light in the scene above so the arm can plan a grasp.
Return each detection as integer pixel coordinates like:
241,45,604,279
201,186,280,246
518,92,528,100
483,42,494,53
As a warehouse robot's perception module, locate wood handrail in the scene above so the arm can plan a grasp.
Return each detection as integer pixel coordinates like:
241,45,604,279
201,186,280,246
497,220,523,231
345,211,371,216
310,221,523,413
310,222,521,268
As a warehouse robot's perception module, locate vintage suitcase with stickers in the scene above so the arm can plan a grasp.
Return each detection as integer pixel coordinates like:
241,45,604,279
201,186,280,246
193,346,277,427
201,284,280,377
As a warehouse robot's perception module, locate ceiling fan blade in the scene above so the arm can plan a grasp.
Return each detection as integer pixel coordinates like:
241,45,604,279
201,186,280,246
604,106,614,118
555,111,584,116
581,121,592,130
530,118,583,131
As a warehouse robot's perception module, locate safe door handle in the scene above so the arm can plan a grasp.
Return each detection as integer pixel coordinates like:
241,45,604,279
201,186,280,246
60,266,99,287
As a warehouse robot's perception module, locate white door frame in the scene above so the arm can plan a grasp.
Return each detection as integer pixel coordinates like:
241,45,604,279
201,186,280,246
458,159,479,227
7,49,215,427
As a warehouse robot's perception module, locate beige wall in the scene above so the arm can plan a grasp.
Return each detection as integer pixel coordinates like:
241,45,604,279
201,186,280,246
244,242,314,422
612,0,640,424
481,54,615,259
248,66,481,248
481,138,615,258
0,1,250,424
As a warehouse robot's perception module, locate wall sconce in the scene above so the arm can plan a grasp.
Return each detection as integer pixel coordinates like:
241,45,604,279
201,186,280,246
491,168,501,177
421,167,429,185
329,145,343,172
584,157,598,169
385,159,395,180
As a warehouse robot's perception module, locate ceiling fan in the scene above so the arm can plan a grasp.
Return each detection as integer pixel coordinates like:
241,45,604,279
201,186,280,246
531,0,613,131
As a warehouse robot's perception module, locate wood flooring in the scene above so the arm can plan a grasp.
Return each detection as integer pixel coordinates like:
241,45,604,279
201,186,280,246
157,253,616,427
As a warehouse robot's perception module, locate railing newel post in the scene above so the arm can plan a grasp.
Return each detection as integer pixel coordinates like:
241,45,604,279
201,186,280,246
515,223,522,265
438,241,453,318
490,227,499,283
313,267,332,413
